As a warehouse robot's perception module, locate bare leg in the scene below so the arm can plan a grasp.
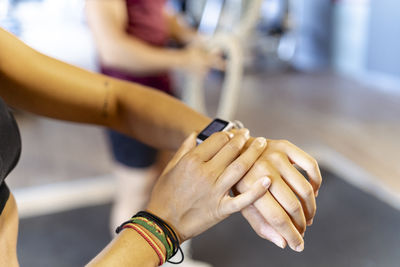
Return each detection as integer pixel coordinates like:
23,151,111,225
110,163,159,235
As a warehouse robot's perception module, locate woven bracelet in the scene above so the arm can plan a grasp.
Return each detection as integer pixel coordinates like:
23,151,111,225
116,211,184,264
122,223,165,265
131,217,173,259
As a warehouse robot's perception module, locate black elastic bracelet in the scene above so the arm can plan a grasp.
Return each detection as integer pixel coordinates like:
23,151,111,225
136,211,184,264
116,211,184,264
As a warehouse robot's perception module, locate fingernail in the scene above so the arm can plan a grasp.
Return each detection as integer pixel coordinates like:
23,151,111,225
262,177,271,188
295,243,304,252
272,237,285,249
260,228,286,249
255,137,267,148
227,132,234,139
307,219,313,226
315,190,319,197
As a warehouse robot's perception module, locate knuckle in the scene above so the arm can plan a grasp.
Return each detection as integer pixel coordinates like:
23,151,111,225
251,138,266,150
227,141,242,152
302,185,315,200
236,179,251,192
217,132,231,143
230,161,247,174
287,201,302,215
183,155,202,172
203,178,215,189
255,159,269,172
268,151,285,162
277,139,291,147
308,158,319,171
269,215,288,229
207,169,219,179
279,139,290,145
185,153,201,165
210,131,230,143
310,157,318,167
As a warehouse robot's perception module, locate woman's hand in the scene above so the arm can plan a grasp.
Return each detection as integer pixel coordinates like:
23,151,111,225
182,45,225,76
236,139,322,252
146,129,271,242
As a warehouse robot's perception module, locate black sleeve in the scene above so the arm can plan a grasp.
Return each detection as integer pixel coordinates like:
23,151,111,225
0,98,22,184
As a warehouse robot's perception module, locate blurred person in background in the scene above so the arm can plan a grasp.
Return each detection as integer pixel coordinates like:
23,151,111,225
0,24,321,266
85,1,221,265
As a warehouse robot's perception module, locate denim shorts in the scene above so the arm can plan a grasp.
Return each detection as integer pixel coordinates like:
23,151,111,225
106,130,158,168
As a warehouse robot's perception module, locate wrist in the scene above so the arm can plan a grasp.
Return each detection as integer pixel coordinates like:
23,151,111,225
116,211,184,264
139,227,167,255
196,118,244,144
145,206,184,244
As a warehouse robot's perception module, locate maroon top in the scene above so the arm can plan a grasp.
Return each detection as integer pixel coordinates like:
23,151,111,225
101,0,172,94
125,0,168,46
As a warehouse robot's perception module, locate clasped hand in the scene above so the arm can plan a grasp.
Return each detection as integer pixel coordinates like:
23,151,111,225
147,129,322,252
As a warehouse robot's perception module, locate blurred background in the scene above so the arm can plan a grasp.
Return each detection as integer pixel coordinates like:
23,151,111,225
1,0,400,266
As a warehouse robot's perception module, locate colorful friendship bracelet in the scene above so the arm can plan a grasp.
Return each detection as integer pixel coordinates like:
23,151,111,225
116,211,184,264
136,211,183,264
131,217,173,259
122,223,165,265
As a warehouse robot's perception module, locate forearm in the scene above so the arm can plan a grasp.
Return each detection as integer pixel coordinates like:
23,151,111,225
166,12,198,44
111,81,210,150
85,0,188,75
87,230,162,267
0,28,116,126
97,35,188,75
0,28,210,150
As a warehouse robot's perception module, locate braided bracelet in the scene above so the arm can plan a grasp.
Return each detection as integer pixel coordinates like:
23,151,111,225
116,211,184,264
130,217,173,259
123,223,166,265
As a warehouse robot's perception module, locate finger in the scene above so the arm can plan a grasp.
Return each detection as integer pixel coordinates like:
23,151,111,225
249,159,307,234
236,160,306,250
274,140,322,194
222,177,270,215
216,137,267,192
193,131,232,161
206,128,250,175
270,154,317,222
253,192,304,252
162,132,197,175
241,205,286,249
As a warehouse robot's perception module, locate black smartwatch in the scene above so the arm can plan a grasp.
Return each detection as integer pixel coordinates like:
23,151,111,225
196,118,243,144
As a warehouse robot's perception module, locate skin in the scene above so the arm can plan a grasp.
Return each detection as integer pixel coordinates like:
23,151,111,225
86,0,217,232
0,24,322,264
84,1,322,249
0,27,210,150
0,194,19,267
88,130,271,266
237,139,321,251
85,0,218,76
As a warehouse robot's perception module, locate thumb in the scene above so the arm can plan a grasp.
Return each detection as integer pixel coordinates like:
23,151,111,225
161,132,197,175
222,177,271,215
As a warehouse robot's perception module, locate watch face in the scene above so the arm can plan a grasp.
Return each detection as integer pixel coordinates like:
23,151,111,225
197,119,230,142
